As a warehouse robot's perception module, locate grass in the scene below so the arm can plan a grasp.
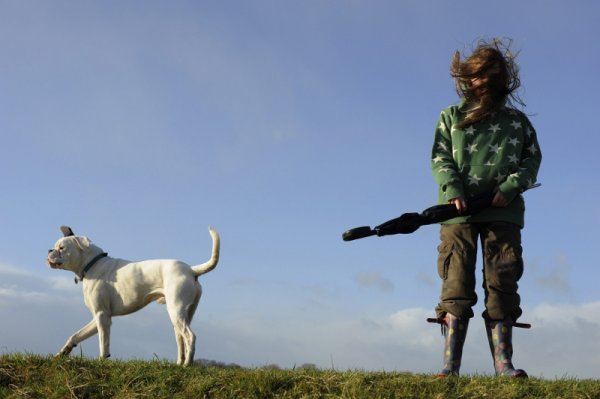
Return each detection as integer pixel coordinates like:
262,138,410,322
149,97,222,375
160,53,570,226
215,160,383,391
1,353,599,398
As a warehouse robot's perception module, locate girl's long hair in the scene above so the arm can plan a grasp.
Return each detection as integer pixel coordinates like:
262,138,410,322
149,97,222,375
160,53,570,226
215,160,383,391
451,38,525,128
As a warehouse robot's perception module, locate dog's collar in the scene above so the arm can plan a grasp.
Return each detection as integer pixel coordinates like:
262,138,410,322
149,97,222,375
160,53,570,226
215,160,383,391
75,252,108,284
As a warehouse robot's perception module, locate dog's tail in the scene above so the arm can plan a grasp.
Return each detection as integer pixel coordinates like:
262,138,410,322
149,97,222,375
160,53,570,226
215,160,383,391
191,226,220,277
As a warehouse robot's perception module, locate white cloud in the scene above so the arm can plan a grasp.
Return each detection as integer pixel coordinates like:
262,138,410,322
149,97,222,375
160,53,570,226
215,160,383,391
0,265,81,311
531,254,573,296
0,262,35,277
354,271,394,292
529,301,600,328
2,263,599,379
47,276,83,294
0,286,48,302
116,303,599,379
415,271,435,287
517,302,600,378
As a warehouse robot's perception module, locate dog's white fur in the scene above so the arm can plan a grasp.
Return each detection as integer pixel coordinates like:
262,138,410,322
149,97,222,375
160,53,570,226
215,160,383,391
47,226,220,366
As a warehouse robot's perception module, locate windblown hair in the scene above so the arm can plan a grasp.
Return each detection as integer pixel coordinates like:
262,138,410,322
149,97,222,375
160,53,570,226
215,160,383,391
451,38,525,128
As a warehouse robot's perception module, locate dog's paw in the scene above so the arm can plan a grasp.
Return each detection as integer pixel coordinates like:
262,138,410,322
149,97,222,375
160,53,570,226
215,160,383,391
57,343,76,356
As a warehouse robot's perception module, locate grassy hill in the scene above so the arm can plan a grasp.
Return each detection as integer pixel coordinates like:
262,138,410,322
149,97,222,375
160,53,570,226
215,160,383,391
1,353,599,398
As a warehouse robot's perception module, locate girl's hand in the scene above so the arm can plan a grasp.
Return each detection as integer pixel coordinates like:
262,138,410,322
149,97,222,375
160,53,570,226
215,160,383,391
449,197,467,213
492,191,509,207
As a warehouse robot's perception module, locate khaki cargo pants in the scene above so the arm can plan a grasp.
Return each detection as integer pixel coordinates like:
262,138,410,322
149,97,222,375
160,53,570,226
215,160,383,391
435,222,524,321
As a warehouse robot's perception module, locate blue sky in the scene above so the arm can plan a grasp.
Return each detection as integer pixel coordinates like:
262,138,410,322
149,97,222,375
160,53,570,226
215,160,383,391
1,0,599,378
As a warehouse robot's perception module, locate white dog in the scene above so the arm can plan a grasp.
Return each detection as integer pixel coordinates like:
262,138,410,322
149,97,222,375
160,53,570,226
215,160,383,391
47,225,220,366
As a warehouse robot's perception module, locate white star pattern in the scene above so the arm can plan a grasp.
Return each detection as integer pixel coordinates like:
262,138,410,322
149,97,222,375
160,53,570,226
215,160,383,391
528,144,538,155
489,143,502,154
468,174,482,186
433,108,539,198
465,143,478,154
488,124,501,133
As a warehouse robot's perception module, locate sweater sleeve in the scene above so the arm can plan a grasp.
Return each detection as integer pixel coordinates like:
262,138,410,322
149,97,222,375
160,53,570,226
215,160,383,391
431,111,464,202
498,116,542,201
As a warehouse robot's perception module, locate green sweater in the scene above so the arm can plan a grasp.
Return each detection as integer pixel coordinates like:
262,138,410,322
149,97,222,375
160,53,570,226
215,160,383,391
431,101,542,227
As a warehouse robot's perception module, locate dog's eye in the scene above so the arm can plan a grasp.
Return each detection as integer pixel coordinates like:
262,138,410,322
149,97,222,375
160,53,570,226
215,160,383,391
59,246,64,251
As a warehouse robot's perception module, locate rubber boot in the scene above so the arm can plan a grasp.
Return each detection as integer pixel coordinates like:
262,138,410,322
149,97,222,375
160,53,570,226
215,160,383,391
485,318,528,378
437,314,469,377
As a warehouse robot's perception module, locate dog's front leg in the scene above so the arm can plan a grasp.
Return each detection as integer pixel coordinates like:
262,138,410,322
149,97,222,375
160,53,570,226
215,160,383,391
95,311,112,359
57,320,98,356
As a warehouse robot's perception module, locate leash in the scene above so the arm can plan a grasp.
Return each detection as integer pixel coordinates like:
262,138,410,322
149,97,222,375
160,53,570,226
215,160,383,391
75,252,108,284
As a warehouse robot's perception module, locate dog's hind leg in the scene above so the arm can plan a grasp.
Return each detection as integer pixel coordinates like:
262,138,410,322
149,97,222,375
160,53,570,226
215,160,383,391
57,319,98,356
181,323,196,366
167,302,196,366
183,300,200,365
174,328,185,365
166,279,201,366
180,290,201,365
170,316,196,366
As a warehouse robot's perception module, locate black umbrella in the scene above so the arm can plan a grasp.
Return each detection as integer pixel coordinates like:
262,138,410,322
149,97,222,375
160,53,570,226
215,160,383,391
342,184,540,241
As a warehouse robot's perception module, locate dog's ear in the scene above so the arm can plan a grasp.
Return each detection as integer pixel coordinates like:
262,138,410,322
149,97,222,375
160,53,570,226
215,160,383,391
60,226,75,237
74,236,91,251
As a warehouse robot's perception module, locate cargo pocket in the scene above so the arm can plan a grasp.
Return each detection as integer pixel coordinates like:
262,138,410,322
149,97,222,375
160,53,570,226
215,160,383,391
486,241,524,281
507,242,524,281
436,243,454,280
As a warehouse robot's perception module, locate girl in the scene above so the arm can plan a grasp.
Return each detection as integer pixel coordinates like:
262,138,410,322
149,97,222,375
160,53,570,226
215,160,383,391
430,39,542,377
